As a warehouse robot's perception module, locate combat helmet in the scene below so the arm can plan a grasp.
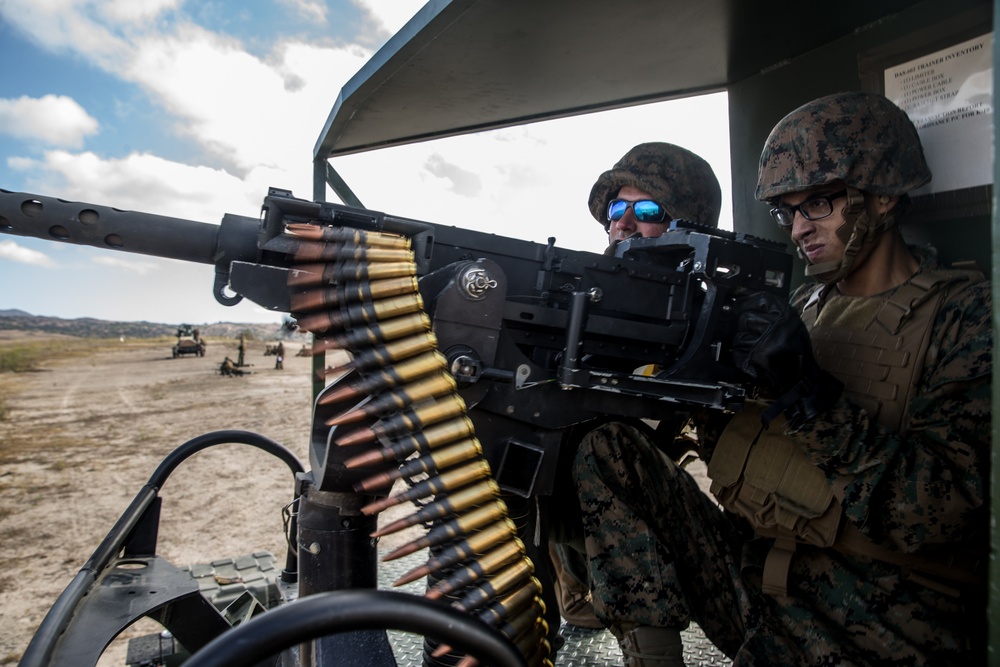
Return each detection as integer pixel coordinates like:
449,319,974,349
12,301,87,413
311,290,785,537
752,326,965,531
756,92,931,283
589,142,722,230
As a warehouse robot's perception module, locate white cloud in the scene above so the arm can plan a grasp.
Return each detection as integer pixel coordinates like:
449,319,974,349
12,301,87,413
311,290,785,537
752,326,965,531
0,95,99,148
0,1,458,206
0,239,55,267
92,255,158,274
0,0,132,65
278,0,327,23
425,153,482,197
351,0,427,41
117,26,370,188
98,0,180,24
356,0,426,32
18,150,261,222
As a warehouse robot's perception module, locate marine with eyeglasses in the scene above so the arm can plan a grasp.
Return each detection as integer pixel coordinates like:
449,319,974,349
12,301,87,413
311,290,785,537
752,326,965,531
568,95,991,666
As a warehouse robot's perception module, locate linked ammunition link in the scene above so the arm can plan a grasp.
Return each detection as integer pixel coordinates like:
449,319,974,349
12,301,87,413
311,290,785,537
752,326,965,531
285,223,552,667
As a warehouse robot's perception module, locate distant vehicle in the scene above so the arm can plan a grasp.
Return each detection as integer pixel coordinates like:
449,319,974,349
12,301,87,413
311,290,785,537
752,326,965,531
172,324,205,358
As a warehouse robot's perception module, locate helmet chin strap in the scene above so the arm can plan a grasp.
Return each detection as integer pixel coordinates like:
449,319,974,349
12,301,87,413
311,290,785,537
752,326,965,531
801,188,894,285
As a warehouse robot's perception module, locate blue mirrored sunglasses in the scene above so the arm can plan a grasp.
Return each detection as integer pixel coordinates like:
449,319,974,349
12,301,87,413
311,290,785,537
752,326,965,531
607,199,669,224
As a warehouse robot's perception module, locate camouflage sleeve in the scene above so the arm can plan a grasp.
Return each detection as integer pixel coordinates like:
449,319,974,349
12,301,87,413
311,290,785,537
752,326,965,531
789,280,991,553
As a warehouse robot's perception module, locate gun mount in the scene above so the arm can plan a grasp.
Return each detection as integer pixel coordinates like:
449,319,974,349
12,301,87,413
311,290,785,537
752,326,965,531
2,186,791,667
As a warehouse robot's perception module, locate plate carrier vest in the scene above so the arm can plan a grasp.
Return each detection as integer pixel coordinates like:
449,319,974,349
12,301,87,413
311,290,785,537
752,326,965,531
707,265,986,597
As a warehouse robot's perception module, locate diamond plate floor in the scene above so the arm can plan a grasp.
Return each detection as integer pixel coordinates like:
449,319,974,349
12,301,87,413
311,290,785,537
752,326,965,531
378,548,731,666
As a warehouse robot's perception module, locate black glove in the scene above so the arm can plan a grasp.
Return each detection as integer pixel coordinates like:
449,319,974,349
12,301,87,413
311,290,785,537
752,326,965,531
730,291,842,428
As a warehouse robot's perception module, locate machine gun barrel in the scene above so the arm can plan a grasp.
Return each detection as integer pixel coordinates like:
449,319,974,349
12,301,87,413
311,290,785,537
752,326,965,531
0,188,260,265
0,188,262,306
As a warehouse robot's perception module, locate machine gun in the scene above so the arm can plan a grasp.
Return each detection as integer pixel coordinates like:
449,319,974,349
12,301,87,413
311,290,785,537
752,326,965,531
2,187,791,667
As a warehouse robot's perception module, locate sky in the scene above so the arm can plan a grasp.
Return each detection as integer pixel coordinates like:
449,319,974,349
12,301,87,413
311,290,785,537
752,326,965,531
0,0,732,326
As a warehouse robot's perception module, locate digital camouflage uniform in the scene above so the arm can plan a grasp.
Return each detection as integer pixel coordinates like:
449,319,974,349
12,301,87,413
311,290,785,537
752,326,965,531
572,93,991,665
575,254,990,664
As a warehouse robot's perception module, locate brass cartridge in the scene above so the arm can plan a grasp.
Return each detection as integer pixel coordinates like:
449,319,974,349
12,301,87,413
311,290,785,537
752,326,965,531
424,539,526,600
290,276,418,312
335,393,466,447
292,239,412,263
501,605,543,637
372,479,502,537
315,312,431,352
320,350,447,404
286,260,416,287
511,623,550,667
296,291,424,335
327,373,457,425
475,585,543,628
392,518,517,585
285,223,411,249
354,437,483,491
432,589,541,659
327,331,438,375
381,500,508,561
342,417,475,467
452,566,540,613
360,460,492,515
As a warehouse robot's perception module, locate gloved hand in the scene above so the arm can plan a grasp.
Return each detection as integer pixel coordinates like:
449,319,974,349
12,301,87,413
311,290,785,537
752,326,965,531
730,291,842,428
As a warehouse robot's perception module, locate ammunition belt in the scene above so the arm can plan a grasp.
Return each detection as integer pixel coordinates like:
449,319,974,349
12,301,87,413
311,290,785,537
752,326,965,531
284,223,551,667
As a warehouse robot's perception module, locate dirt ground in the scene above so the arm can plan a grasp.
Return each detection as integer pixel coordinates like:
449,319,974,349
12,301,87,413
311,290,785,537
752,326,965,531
0,333,714,666
0,336,318,665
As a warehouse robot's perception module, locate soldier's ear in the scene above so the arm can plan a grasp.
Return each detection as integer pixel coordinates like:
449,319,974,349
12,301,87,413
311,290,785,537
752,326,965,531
879,195,899,215
869,194,899,218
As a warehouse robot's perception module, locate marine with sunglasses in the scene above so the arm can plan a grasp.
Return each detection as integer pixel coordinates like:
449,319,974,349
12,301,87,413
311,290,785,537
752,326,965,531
570,93,991,666
590,141,723,247
547,141,723,640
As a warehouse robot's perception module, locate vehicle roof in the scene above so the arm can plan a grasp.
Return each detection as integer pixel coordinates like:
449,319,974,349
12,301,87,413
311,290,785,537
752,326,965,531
314,0,922,159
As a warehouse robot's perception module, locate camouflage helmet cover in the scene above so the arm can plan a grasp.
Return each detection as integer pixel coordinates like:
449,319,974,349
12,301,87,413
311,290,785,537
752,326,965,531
756,91,931,201
589,142,722,228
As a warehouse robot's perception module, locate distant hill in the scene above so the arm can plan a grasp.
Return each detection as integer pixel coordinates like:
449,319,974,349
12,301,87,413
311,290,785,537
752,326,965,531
0,311,306,342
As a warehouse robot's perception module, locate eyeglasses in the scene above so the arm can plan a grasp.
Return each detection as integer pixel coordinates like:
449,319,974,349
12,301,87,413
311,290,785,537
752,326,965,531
607,199,669,224
769,189,848,228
